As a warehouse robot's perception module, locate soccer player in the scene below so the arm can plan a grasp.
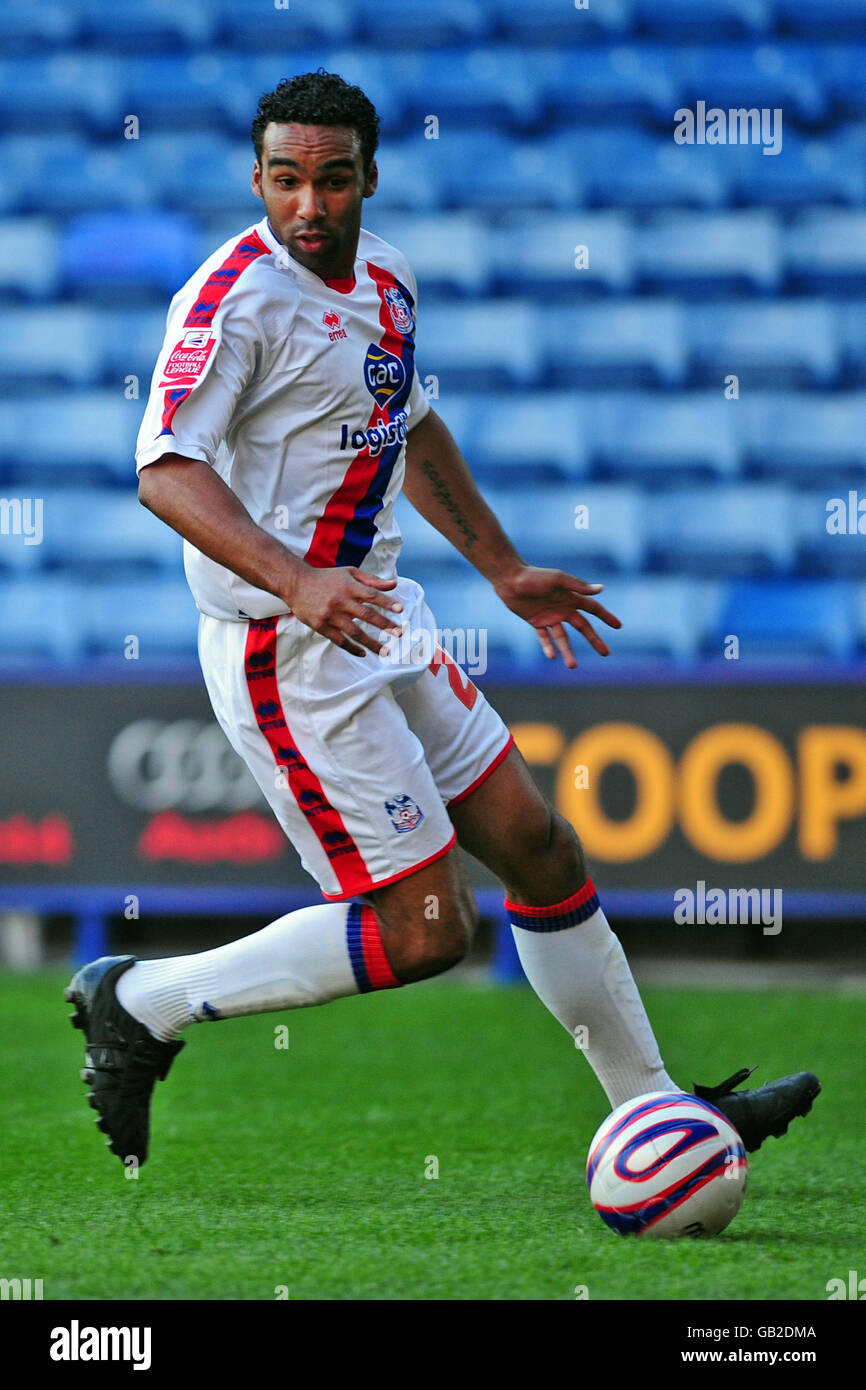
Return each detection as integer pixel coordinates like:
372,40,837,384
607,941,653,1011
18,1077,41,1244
67,71,819,1167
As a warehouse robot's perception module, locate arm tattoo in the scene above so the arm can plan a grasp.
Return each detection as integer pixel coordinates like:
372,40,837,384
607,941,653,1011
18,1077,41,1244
419,457,478,550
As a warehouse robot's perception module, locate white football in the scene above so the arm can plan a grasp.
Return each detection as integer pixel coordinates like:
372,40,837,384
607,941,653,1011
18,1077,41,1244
586,1091,748,1238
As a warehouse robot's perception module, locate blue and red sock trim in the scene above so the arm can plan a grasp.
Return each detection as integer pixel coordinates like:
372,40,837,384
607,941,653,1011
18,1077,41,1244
505,879,600,932
346,902,401,992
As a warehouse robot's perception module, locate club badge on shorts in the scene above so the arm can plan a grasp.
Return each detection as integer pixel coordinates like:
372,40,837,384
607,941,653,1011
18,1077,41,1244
384,794,424,834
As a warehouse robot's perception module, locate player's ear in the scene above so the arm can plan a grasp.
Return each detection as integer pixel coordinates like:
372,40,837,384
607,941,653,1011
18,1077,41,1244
363,159,378,198
252,160,263,200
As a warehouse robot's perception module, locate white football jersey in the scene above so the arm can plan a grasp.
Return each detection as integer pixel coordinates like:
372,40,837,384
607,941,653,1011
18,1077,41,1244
136,216,431,620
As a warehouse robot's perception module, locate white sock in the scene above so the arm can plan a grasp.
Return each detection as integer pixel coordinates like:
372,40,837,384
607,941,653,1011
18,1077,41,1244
507,881,679,1108
115,901,400,1042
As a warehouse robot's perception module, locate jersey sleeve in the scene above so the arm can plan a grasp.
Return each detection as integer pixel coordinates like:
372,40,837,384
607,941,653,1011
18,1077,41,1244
400,258,431,432
135,275,264,473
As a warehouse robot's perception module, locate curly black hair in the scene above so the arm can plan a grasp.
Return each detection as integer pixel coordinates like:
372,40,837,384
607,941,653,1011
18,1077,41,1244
251,69,380,174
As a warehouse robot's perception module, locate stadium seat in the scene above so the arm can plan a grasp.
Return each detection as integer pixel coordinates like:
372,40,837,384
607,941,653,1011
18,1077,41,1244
83,580,199,658
40,491,182,576
0,578,87,662
535,43,678,125
601,578,723,660
353,0,490,45
396,48,546,131
99,309,170,385
818,48,866,116
213,0,355,46
647,485,797,575
0,308,102,388
544,301,688,388
686,301,841,387
854,585,866,652
672,44,826,124
575,128,727,208
497,213,635,294
633,0,773,35
76,0,217,48
418,302,540,388
715,580,857,659
490,0,634,39
365,138,445,212
0,393,141,484
779,2,866,38
785,209,866,289
0,1,79,51
0,55,122,133
0,135,95,216
726,127,866,206
362,212,493,295
795,490,866,576
415,574,544,665
836,300,866,381
0,220,60,298
588,393,742,480
140,134,260,217
118,53,257,136
60,212,201,299
470,393,592,480
636,211,781,292
435,131,582,211
512,484,649,572
736,393,866,478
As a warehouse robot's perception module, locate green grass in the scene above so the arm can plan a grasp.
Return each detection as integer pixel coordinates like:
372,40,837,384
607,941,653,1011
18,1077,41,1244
1,972,861,1301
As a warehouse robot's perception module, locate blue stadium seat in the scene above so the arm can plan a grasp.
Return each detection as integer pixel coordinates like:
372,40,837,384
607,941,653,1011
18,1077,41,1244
647,485,797,575
5,136,158,216
785,210,866,288
589,393,742,480
837,300,866,381
99,309,169,384
512,484,649,572
366,138,445,212
819,48,866,116
726,127,866,206
397,48,546,131
417,302,540,388
795,490,866,576
0,394,141,483
76,0,217,48
636,211,781,292
854,586,866,652
0,55,122,133
0,220,60,298
490,0,634,40
83,580,199,658
673,44,826,124
544,301,688,388
470,394,592,480
0,0,79,50
0,578,87,662
686,301,840,387
60,211,201,298
0,496,46,574
0,308,102,387
426,130,582,210
715,580,857,659
213,0,354,46
575,129,727,207
362,212,493,295
736,393,866,478
535,43,678,125
778,1,866,38
393,494,466,568
417,574,544,665
602,578,723,660
353,0,490,44
140,134,259,217
635,0,772,34
498,213,635,293
0,135,93,215
118,53,256,135
40,491,182,575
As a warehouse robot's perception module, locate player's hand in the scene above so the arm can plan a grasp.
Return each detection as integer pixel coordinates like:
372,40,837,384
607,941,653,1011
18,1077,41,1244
494,564,622,669
289,565,404,657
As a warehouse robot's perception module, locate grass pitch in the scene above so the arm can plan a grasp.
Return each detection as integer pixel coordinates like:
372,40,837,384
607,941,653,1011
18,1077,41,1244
1,972,860,1301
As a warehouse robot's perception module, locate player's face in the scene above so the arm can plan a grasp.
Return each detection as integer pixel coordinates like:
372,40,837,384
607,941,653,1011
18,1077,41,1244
252,123,377,280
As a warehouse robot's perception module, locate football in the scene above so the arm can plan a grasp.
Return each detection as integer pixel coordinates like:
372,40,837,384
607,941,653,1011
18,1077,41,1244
586,1091,748,1239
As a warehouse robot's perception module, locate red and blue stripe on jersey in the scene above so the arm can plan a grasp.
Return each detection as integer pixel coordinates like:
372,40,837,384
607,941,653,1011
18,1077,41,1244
158,229,270,438
304,260,417,570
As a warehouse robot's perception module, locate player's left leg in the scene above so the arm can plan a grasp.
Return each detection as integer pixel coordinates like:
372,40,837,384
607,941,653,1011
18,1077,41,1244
447,742,679,1109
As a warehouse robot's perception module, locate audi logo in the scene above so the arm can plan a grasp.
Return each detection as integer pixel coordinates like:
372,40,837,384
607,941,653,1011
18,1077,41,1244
107,719,264,813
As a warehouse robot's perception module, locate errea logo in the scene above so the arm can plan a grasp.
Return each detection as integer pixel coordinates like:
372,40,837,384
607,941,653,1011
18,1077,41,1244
323,310,347,342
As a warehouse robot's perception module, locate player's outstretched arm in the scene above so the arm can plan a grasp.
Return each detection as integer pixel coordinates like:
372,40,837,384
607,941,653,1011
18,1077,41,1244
402,409,621,667
138,454,403,657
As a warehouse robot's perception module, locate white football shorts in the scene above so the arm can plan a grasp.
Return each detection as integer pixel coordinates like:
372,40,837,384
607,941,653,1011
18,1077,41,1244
197,576,513,899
